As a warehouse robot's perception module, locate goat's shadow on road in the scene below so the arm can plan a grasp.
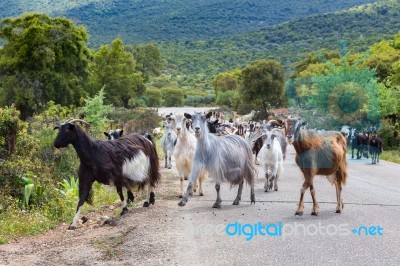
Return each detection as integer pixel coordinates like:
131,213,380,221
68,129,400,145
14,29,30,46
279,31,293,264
175,201,257,214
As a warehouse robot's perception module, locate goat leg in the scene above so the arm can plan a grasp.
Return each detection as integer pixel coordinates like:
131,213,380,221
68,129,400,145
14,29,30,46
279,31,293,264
69,180,93,229
335,181,343,213
264,173,269,192
117,186,128,215
127,190,135,204
213,183,222,208
143,183,155,207
178,181,193,206
295,181,309,216
310,182,319,216
233,181,244,205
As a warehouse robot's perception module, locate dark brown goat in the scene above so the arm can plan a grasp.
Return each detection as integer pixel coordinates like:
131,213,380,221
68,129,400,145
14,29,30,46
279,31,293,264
285,118,348,215
368,132,383,164
54,119,160,229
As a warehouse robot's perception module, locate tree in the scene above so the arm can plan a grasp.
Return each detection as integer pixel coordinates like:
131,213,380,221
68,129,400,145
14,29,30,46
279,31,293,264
162,87,184,107
81,87,112,137
212,69,241,94
89,38,144,108
144,87,162,107
292,49,340,78
131,43,162,82
240,60,285,114
0,13,91,118
362,39,400,82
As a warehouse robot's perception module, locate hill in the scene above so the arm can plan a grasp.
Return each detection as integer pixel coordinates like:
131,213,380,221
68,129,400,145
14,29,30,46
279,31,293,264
159,0,400,83
0,0,376,45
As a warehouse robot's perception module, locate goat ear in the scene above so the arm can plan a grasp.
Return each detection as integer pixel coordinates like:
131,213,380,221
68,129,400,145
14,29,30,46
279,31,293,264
53,126,59,130
301,121,308,126
206,112,212,119
214,119,219,125
104,132,109,137
119,130,123,136
184,113,192,120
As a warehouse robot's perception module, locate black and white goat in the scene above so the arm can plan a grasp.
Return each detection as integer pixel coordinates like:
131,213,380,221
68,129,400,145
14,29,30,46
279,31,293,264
54,119,160,229
104,129,123,140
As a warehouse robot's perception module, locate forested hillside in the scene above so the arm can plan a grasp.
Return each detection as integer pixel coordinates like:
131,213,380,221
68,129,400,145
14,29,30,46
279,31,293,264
160,0,400,83
0,0,376,45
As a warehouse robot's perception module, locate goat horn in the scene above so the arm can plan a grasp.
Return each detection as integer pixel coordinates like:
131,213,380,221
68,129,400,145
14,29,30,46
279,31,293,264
65,119,91,126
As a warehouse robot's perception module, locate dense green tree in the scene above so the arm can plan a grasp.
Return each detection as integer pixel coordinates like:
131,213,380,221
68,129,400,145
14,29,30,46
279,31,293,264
130,43,162,82
240,60,286,113
212,69,241,94
0,13,91,118
378,83,400,118
293,49,340,78
144,87,162,107
89,38,144,108
362,39,400,82
162,87,184,107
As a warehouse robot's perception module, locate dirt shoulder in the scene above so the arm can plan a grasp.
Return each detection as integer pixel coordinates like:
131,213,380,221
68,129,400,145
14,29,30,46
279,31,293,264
0,163,181,266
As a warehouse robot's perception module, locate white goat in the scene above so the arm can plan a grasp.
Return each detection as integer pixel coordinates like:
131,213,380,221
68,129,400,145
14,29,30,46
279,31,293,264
160,122,177,169
240,110,256,123
171,113,207,197
258,130,284,192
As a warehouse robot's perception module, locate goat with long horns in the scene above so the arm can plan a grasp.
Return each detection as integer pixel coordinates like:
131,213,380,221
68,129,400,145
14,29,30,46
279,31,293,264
54,119,160,229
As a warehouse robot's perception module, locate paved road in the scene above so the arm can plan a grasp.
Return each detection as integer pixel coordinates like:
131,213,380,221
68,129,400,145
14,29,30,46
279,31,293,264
148,145,400,265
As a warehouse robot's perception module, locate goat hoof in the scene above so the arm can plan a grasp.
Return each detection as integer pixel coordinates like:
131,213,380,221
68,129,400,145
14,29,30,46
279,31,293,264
251,195,256,204
274,188,278,191
143,201,150,207
264,188,268,192
336,210,341,214
178,200,187,207
295,211,303,216
199,193,204,196
168,166,171,169
311,211,318,216
121,207,129,215
81,216,89,224
212,203,221,209
68,224,77,230
178,195,183,198
232,200,240,205
184,177,188,180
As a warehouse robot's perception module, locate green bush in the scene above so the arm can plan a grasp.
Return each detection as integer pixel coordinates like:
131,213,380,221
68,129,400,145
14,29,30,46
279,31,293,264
378,119,400,149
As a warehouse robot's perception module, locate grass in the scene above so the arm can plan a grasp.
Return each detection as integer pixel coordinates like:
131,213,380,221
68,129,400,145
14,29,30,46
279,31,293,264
0,182,120,244
381,150,400,164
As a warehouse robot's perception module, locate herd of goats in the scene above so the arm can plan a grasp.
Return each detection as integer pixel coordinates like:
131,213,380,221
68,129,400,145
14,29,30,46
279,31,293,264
52,110,383,229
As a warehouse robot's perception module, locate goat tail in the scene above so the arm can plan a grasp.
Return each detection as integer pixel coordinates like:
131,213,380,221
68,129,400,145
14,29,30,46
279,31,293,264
337,133,348,186
149,144,161,188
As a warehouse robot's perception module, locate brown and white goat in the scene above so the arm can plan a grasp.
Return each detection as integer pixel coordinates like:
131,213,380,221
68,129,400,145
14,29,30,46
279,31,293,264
285,118,348,215
54,119,160,229
171,113,207,197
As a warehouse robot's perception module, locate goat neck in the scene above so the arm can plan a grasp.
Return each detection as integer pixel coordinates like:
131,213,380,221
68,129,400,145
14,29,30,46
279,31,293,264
71,126,96,163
